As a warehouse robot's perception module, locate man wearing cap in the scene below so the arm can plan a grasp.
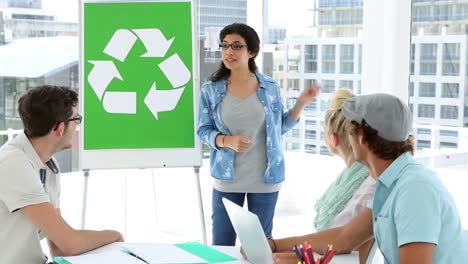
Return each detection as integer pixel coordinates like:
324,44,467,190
0,86,123,264
269,93,467,263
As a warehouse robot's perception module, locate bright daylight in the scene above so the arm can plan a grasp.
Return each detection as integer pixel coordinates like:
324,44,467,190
0,0,467,264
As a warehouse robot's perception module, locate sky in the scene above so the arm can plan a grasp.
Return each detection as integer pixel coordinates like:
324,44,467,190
41,0,311,36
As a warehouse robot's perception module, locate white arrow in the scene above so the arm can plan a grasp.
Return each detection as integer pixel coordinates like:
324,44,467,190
103,29,138,62
87,61,122,100
132,29,174,58
144,82,185,120
103,91,137,114
159,53,191,88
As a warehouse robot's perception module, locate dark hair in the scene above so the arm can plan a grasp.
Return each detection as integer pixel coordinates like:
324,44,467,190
210,23,260,82
348,120,415,160
18,85,78,138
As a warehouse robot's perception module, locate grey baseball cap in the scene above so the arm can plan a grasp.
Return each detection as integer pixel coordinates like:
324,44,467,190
342,93,413,142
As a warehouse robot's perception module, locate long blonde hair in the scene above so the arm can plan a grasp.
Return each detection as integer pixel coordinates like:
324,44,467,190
324,88,354,164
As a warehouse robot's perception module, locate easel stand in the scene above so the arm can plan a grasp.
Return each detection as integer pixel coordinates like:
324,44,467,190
81,169,90,229
80,167,207,244
194,166,207,244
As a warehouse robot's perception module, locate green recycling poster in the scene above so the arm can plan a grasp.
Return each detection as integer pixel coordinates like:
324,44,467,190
83,0,194,150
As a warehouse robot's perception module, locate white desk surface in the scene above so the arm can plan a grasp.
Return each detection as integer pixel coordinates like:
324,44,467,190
79,242,359,264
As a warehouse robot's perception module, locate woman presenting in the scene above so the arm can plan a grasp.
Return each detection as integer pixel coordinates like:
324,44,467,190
197,23,320,246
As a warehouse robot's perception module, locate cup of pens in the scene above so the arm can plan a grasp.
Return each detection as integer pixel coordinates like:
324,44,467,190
293,243,335,264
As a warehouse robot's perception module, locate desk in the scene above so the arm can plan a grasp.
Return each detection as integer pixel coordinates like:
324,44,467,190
57,242,359,264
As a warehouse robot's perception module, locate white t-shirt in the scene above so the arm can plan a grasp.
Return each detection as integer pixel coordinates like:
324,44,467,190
328,176,376,229
0,132,61,264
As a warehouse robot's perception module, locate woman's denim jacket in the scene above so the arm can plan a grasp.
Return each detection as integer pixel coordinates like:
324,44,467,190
197,71,298,184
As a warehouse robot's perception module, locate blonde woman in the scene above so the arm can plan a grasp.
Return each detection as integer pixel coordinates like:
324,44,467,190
269,89,376,264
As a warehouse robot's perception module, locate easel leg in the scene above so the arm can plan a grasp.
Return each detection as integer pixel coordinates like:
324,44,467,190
81,169,90,229
194,166,207,244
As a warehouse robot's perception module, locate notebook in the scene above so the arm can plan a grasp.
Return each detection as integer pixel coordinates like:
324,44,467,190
222,197,273,264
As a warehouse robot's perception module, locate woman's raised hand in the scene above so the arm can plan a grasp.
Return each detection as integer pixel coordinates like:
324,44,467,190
298,85,321,104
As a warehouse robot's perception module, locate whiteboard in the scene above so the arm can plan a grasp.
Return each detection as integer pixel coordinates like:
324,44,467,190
79,0,201,170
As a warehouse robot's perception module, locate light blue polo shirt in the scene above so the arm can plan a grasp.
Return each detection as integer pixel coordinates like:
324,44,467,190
370,152,467,263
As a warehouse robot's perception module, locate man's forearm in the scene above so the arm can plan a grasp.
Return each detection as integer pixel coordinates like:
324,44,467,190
48,239,65,257
65,229,122,255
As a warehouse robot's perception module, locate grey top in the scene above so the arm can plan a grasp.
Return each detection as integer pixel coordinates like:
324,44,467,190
214,91,281,193
0,132,61,264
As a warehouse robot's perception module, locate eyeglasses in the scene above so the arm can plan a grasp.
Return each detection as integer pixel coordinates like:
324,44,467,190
53,113,82,131
219,43,247,51
66,113,82,125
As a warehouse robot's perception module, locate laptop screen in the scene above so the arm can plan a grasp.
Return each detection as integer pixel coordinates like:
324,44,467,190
222,197,273,264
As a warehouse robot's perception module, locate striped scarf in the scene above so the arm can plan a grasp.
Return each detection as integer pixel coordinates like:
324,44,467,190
314,162,369,231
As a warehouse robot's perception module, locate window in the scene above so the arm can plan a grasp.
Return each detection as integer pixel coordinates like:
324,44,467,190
287,45,301,73
304,79,317,88
440,142,458,149
417,128,431,135
305,102,317,112
305,45,318,73
419,44,437,75
419,83,436,97
417,140,431,149
305,144,317,153
413,6,431,22
305,120,317,126
358,44,362,74
440,130,458,137
321,99,330,112
322,80,335,93
410,44,415,75
442,43,460,76
441,83,459,98
287,79,300,91
286,143,301,152
340,44,354,74
285,129,300,137
305,130,317,139
440,105,458,119
320,145,331,155
339,80,353,90
409,82,414,96
322,45,336,73
418,104,435,118
434,5,450,21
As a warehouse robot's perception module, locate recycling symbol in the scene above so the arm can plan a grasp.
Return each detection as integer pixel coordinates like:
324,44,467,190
87,28,191,120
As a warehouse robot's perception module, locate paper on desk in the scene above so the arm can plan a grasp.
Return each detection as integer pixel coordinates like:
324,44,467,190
128,244,209,263
60,251,137,264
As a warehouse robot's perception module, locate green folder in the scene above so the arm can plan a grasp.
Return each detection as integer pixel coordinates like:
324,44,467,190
175,241,237,263
53,242,237,264
53,256,71,264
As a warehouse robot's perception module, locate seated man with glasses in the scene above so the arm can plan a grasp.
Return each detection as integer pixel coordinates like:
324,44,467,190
0,85,123,264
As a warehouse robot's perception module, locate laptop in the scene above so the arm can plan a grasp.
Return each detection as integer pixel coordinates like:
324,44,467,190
222,197,273,264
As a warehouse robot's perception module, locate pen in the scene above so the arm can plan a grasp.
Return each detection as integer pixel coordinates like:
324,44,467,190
321,249,335,264
293,245,304,263
321,244,332,261
306,243,315,264
300,244,309,264
121,247,150,264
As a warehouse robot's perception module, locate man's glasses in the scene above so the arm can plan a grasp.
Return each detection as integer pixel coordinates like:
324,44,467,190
219,43,247,51
53,113,82,131
66,113,82,124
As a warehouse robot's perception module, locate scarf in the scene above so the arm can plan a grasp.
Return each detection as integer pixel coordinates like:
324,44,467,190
314,162,369,231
